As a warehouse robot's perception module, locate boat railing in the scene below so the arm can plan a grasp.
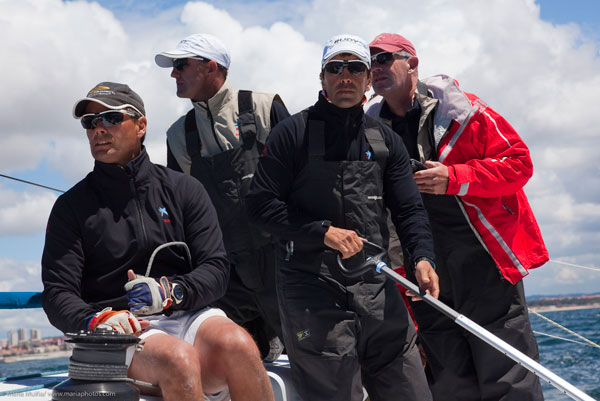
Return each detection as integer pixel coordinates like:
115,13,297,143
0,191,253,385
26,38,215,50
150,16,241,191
0,291,42,309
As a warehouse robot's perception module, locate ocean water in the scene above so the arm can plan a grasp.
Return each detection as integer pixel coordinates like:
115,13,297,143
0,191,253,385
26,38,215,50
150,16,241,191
532,307,600,400
1,308,598,400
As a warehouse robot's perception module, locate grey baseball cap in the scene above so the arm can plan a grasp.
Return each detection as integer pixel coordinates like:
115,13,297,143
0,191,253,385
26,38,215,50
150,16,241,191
72,82,145,118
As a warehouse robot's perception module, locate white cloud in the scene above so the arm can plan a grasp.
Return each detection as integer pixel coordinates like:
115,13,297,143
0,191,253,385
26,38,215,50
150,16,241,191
0,258,43,291
525,257,600,295
0,188,57,237
0,0,598,301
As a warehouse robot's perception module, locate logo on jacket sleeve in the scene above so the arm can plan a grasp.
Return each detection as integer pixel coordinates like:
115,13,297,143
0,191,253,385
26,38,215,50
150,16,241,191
158,207,171,223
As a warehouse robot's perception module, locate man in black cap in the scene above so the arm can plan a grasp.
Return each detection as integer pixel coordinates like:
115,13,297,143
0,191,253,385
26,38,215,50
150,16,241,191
42,82,274,401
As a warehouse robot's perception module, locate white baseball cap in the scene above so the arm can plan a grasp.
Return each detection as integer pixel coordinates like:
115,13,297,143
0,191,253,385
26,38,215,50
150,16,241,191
155,33,231,69
321,34,371,69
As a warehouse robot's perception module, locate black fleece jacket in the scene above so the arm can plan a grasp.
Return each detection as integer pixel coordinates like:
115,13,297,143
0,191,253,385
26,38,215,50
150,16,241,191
246,92,434,263
42,149,229,333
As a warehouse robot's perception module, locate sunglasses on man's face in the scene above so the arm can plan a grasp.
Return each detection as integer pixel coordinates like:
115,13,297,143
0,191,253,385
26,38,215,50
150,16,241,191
80,110,138,130
371,52,410,66
172,57,208,71
323,60,369,75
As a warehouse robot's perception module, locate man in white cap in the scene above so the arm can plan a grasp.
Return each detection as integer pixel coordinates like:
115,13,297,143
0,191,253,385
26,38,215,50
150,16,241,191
365,32,547,401
155,33,289,362
42,82,274,401
246,34,439,401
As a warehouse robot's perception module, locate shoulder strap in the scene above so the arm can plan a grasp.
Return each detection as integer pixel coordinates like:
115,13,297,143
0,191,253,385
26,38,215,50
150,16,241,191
238,90,257,150
308,120,325,159
304,110,325,159
364,115,388,165
184,109,202,158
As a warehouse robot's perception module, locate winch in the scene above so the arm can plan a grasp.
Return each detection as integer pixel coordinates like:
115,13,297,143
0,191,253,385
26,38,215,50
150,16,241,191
52,330,142,401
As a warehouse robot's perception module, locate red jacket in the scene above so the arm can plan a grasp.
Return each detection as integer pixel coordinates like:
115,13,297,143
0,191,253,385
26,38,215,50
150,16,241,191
367,75,548,284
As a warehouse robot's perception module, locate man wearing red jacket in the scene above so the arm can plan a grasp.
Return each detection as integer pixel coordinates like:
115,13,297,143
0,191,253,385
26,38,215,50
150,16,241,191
365,33,548,401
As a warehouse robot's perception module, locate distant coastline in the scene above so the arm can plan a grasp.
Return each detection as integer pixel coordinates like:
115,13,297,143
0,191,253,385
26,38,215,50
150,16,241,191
529,304,600,313
527,294,600,314
0,349,71,364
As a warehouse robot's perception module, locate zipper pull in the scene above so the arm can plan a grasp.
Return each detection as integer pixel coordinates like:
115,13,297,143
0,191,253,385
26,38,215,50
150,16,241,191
284,241,294,261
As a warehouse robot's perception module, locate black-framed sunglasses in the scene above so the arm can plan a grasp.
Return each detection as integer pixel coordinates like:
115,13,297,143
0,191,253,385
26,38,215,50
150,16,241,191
371,52,410,66
80,110,138,130
323,60,369,75
173,57,208,71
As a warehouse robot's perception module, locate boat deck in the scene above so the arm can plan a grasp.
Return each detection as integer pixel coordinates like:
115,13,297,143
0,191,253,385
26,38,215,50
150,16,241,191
0,356,302,401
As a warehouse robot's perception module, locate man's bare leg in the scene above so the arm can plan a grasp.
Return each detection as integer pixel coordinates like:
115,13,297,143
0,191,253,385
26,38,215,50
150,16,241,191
128,333,203,401
195,316,274,401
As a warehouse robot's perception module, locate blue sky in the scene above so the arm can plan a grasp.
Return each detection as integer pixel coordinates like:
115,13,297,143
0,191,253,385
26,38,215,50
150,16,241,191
1,0,599,337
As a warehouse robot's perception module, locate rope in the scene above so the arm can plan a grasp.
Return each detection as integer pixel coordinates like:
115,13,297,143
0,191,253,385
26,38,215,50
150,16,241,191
533,331,598,348
548,259,600,273
145,241,192,277
68,360,128,381
0,173,65,193
69,360,158,389
529,309,600,350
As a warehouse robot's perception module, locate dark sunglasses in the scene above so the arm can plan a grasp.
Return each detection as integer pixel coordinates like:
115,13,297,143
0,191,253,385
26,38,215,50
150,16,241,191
80,110,138,130
371,52,410,66
173,57,208,71
323,60,369,75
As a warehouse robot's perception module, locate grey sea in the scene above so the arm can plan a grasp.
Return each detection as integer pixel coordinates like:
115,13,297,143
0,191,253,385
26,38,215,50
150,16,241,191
1,307,598,400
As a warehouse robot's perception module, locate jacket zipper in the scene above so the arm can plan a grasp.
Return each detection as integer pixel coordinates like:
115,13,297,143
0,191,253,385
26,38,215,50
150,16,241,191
206,105,224,152
129,178,149,252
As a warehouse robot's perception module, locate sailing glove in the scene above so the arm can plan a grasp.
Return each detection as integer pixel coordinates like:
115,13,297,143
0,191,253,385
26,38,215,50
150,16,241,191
88,307,142,334
124,275,173,316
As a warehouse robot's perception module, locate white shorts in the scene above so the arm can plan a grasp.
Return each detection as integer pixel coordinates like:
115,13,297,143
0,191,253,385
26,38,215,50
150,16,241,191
139,307,227,345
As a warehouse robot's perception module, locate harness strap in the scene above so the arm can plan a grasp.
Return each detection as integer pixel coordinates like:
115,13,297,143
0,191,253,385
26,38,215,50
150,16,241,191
237,90,257,150
308,119,326,158
364,115,388,166
184,109,202,172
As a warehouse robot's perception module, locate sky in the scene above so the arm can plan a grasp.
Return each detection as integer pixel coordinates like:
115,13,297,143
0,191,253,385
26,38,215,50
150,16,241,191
0,0,599,338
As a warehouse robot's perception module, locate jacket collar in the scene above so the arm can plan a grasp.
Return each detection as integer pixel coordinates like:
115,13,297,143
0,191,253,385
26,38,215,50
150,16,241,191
313,91,365,125
193,82,234,114
92,147,152,187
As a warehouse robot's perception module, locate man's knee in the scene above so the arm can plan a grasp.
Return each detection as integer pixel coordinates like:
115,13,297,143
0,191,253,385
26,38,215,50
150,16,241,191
162,342,203,392
166,341,201,369
217,324,260,360
131,335,202,394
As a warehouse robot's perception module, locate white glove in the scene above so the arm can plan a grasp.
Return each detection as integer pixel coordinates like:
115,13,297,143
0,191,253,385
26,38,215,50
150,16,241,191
124,275,173,316
88,307,142,334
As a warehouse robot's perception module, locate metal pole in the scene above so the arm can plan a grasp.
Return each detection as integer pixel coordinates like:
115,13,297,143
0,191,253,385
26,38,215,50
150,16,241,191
379,265,596,401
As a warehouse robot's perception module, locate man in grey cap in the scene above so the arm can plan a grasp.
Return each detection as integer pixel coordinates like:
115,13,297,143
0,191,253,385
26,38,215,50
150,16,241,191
42,82,274,401
155,33,289,363
246,34,438,401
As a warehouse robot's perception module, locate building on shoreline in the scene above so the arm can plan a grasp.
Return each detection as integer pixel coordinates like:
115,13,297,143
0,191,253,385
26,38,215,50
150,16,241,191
2,329,69,362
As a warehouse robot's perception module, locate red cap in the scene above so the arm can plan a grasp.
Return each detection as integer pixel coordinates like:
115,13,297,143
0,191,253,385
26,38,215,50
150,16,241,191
369,33,416,56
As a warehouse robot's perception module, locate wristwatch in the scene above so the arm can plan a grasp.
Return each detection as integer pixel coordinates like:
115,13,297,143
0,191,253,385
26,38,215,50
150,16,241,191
171,282,184,305
414,256,436,270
